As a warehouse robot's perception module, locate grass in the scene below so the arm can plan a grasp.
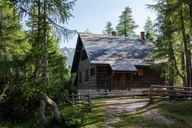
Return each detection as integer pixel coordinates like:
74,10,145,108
0,98,106,128
158,101,192,127
111,112,166,128
81,98,106,128
1,98,192,128
110,100,192,128
159,101,192,120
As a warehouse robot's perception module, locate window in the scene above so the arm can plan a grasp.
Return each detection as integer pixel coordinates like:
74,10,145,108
85,69,89,81
79,72,82,83
138,68,144,76
90,67,95,76
81,50,87,60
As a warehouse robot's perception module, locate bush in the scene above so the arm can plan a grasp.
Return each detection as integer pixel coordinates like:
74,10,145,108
0,92,38,121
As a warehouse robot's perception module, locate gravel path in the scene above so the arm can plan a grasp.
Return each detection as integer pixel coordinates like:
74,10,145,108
103,97,149,128
144,109,175,126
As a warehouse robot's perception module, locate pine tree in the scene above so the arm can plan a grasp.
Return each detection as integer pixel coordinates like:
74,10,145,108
144,17,155,42
104,21,113,35
116,6,138,38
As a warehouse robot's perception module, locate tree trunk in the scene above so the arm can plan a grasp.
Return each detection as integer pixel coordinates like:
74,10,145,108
189,3,192,86
180,5,192,87
33,0,41,82
38,99,48,128
168,42,175,86
40,93,62,122
181,52,187,86
42,0,48,84
189,3,192,34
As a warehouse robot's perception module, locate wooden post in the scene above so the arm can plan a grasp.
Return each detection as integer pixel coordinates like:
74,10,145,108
78,92,80,100
72,92,74,102
149,86,154,103
130,73,133,91
87,93,92,112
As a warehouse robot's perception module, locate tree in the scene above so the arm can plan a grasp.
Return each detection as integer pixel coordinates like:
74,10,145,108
9,0,76,126
151,13,178,86
0,0,30,103
150,0,192,87
144,17,155,42
179,2,191,87
116,6,138,38
104,21,113,35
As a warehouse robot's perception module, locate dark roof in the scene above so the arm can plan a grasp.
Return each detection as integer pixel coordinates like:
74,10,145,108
71,33,154,73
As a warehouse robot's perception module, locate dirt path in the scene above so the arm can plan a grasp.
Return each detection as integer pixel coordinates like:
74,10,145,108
103,97,149,128
102,97,176,128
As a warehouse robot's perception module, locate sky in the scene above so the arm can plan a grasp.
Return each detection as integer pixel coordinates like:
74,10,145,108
61,0,157,48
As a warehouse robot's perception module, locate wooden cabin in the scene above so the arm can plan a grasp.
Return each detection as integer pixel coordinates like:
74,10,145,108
71,32,164,94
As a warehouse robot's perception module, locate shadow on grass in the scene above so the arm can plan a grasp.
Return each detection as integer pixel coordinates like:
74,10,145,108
82,108,105,128
111,100,192,128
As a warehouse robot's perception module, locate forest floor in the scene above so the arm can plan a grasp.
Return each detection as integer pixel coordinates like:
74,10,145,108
0,97,192,128
83,97,192,128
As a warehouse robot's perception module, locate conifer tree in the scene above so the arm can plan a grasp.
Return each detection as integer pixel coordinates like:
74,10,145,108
0,0,30,103
150,0,192,87
9,0,76,126
104,21,113,35
116,6,137,38
144,17,155,42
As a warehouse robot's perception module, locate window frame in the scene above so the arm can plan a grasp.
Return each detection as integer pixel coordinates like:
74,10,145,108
90,67,96,76
85,69,89,81
79,71,82,83
138,68,144,76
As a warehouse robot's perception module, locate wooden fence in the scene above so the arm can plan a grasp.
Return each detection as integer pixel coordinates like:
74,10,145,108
149,85,192,103
61,85,192,112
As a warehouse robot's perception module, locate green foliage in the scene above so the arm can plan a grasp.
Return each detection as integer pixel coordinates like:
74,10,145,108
0,93,38,121
13,0,76,41
149,0,192,86
104,21,113,35
0,103,85,128
20,28,71,100
144,16,156,42
60,104,85,127
116,6,138,38
0,0,75,123
0,0,30,98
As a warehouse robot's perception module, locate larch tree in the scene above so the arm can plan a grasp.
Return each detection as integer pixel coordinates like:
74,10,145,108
116,6,138,38
144,16,156,43
152,12,179,86
104,21,113,35
0,0,30,103
9,0,76,126
150,0,192,87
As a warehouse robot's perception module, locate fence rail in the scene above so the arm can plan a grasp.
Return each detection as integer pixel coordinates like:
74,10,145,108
61,85,192,112
149,85,192,103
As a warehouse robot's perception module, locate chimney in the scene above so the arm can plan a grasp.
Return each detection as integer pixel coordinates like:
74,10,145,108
111,31,117,36
140,31,145,40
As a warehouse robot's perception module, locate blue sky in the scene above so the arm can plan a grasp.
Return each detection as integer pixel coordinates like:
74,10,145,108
61,0,157,48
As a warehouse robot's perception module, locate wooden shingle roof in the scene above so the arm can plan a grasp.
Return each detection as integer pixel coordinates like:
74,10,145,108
71,33,154,73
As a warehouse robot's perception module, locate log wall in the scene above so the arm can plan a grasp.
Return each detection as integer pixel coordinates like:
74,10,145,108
132,67,164,88
77,51,97,90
